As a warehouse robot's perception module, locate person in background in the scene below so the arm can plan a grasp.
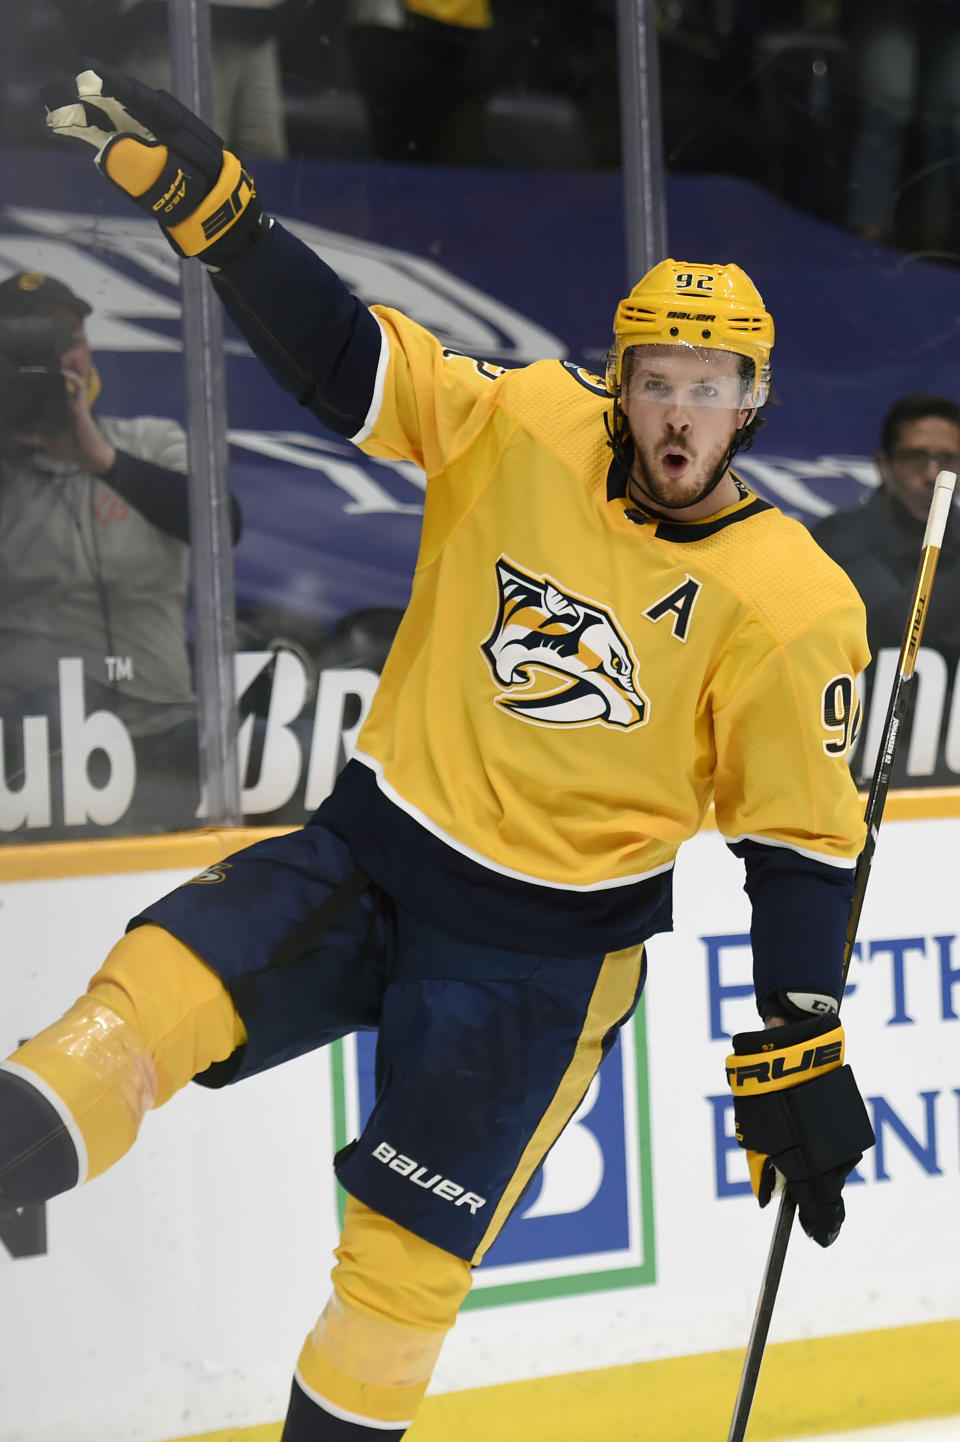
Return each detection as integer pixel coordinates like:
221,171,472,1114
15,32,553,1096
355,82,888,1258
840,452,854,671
0,269,242,835
344,0,493,161
842,0,960,247
116,0,288,159
812,393,960,787
811,393,960,662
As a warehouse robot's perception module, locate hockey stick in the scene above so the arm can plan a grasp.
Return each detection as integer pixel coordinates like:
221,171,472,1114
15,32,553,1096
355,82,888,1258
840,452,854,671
725,468,958,1442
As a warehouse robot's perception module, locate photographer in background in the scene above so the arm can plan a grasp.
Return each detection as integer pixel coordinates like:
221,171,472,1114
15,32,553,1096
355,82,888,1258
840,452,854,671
0,269,243,837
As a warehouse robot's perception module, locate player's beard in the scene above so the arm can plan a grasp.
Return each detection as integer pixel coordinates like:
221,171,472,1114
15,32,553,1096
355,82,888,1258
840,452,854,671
628,428,738,514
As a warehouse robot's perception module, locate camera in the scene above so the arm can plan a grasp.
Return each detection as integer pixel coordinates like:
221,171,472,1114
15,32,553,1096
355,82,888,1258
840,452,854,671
0,315,74,436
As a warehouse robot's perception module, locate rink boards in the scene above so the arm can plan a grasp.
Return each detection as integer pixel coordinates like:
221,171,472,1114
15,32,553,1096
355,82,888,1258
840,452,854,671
1,793,959,1442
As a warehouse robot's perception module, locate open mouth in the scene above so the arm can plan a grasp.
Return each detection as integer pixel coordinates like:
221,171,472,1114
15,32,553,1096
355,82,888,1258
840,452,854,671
661,451,690,476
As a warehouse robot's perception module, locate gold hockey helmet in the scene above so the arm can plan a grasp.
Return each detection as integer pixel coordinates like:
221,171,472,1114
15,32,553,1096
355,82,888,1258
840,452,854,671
606,259,774,407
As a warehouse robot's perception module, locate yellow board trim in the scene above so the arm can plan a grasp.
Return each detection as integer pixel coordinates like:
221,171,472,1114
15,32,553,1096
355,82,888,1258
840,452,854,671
165,1318,960,1442
2,785,958,885
0,827,294,883
874,784,960,821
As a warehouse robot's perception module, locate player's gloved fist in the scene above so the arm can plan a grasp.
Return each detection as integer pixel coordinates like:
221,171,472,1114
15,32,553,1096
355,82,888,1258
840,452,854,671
42,61,262,267
726,1014,874,1248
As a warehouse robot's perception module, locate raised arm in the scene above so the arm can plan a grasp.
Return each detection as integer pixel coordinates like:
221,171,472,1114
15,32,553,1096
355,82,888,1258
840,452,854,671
43,61,497,472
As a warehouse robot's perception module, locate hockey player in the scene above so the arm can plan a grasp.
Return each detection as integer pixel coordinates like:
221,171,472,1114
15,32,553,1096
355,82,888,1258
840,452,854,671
0,64,876,1442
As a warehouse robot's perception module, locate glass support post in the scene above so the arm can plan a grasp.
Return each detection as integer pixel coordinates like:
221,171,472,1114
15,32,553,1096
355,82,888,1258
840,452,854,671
168,0,241,823
616,0,669,283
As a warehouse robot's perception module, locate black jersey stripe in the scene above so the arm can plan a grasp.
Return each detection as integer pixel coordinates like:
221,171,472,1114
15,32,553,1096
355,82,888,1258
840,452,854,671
653,496,773,542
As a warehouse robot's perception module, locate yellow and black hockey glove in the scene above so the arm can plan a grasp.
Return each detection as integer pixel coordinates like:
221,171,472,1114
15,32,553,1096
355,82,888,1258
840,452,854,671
42,61,262,268
726,1013,874,1248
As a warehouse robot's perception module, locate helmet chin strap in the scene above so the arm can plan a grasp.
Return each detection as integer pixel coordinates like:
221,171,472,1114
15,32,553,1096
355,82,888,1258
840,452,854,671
607,398,750,517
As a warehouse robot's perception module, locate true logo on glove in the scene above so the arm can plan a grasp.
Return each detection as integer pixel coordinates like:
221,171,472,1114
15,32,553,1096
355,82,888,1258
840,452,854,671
725,1036,843,1093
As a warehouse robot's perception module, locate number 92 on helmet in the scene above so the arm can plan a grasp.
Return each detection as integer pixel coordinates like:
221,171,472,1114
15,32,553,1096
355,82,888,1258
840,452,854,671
606,259,774,410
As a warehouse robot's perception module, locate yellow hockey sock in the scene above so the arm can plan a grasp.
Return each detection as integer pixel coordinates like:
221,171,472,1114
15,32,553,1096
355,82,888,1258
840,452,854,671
7,925,245,1184
294,1195,472,1428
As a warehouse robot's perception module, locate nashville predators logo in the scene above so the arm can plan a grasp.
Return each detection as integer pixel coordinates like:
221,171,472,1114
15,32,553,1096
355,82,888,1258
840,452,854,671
481,558,649,728
186,861,233,885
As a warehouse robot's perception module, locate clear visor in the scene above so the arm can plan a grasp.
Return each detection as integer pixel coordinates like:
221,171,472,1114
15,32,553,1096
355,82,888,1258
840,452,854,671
623,343,756,410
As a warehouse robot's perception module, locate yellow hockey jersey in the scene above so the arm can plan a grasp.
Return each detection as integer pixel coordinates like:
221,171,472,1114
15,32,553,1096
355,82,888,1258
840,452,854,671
213,217,869,997
341,306,868,903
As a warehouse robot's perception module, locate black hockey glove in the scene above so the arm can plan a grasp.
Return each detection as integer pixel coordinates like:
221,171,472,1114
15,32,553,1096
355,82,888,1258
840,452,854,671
43,62,262,268
726,1014,875,1248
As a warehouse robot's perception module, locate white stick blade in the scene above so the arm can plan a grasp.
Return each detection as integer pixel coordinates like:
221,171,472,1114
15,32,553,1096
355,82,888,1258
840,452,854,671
922,470,957,549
